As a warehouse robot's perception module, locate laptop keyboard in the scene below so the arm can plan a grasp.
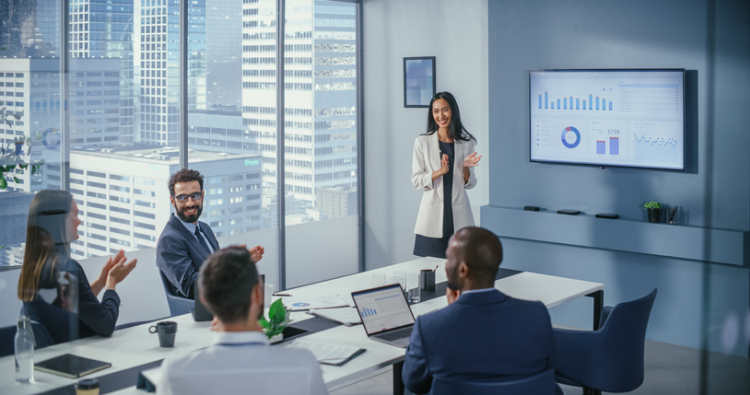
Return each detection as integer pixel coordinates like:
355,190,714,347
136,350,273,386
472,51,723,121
378,327,413,341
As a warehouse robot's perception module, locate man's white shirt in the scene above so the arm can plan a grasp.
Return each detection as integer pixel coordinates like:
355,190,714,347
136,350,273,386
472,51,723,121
157,331,328,395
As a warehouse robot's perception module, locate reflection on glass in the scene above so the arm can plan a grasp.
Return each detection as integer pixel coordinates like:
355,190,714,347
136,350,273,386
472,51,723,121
17,190,136,345
1,1,63,268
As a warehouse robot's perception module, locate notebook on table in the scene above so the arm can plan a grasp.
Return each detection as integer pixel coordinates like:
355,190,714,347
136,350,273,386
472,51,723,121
351,284,416,348
34,354,111,378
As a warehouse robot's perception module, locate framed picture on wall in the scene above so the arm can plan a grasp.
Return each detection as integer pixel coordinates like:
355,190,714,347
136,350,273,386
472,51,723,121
404,57,436,108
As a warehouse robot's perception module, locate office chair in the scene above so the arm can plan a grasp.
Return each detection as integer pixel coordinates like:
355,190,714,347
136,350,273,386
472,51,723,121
430,369,556,395
159,270,194,317
554,288,658,395
0,321,55,357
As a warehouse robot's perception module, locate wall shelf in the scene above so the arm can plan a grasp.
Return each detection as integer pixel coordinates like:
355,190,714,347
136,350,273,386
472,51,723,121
480,205,750,266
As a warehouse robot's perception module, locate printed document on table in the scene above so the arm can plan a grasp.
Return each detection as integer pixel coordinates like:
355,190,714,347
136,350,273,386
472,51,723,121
283,295,349,311
285,339,365,366
308,307,362,326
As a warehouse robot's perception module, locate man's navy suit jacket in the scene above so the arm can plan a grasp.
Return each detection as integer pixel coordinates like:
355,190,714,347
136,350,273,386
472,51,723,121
156,214,220,299
402,289,560,394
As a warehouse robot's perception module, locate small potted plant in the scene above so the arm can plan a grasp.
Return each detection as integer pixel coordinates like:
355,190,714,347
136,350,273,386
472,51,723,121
644,201,663,223
260,298,291,343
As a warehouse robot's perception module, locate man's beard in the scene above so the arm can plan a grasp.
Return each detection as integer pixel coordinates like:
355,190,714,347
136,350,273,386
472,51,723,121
175,204,202,223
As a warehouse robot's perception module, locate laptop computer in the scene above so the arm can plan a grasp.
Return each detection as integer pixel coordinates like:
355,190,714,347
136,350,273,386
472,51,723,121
191,281,214,322
351,284,416,348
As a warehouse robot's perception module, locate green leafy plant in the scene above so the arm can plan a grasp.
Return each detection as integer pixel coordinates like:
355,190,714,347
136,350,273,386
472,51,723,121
259,298,291,339
644,201,662,210
0,107,45,189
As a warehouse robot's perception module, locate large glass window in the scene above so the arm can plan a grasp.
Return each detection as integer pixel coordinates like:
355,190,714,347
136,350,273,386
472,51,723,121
188,0,281,288
1,0,361,333
283,0,359,288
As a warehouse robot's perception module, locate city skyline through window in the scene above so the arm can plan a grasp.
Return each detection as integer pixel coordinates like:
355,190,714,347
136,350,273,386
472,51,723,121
0,0,362,289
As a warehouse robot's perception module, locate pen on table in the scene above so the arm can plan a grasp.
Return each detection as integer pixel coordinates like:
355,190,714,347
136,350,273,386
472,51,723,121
273,293,292,297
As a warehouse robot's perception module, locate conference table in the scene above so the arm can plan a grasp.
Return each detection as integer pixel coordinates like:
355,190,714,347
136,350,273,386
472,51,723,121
1,257,604,395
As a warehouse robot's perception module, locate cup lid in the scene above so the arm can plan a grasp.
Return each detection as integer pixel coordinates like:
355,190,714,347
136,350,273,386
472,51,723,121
76,378,100,389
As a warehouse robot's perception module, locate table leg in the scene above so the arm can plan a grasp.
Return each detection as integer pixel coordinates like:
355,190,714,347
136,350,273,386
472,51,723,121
586,290,604,330
393,361,405,395
585,290,604,395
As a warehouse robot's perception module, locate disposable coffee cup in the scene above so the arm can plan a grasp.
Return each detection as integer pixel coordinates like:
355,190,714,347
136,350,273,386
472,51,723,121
149,321,178,348
420,270,436,292
76,378,100,395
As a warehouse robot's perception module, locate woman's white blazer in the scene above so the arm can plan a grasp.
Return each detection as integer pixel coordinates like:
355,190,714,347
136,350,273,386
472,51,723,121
411,132,477,238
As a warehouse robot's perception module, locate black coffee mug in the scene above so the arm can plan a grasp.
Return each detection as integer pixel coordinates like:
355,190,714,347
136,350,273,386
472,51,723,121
420,270,436,292
149,321,177,348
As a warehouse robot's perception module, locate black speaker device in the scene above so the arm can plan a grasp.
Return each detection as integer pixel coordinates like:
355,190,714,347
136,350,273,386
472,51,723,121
595,213,619,219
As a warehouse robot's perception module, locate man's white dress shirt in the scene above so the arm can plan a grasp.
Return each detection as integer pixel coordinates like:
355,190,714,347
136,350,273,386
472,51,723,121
157,330,328,395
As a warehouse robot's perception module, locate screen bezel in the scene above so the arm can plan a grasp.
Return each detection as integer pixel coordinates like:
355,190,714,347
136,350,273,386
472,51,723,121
528,68,686,171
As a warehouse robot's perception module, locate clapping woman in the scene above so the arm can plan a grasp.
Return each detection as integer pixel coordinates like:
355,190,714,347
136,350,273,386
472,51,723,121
17,190,137,344
412,92,481,258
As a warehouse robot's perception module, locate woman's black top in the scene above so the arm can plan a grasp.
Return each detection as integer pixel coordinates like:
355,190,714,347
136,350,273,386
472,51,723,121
413,140,455,259
23,256,120,344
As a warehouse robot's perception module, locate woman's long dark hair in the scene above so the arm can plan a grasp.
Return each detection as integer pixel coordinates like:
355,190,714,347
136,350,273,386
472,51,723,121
424,91,476,143
17,190,73,301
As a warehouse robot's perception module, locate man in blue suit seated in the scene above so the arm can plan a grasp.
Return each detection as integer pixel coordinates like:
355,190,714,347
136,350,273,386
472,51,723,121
157,169,264,299
402,226,562,395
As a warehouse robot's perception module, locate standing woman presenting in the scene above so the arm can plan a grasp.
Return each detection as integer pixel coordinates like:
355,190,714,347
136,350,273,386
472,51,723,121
412,92,481,258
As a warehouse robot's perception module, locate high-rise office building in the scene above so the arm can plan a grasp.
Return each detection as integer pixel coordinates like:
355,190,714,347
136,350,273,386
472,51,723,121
69,144,262,259
134,0,206,146
68,0,136,143
241,0,357,217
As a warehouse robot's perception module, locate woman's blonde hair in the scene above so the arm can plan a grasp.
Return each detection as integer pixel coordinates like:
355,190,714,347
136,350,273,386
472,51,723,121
17,190,73,302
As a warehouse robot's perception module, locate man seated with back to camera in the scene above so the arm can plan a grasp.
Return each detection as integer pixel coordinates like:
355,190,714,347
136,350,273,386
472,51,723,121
402,226,562,395
156,246,328,395
157,168,264,299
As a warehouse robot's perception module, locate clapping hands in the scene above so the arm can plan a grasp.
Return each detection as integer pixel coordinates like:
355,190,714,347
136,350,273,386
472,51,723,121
105,249,138,291
238,244,265,263
463,152,481,168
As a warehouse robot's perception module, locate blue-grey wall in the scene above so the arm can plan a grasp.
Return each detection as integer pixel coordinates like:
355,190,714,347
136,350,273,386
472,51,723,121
487,0,750,356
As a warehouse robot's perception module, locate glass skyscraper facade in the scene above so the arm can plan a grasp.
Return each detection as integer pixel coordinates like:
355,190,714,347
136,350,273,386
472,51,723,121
135,0,206,146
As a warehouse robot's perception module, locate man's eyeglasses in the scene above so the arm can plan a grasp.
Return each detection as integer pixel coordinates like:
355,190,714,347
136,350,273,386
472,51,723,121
173,192,203,202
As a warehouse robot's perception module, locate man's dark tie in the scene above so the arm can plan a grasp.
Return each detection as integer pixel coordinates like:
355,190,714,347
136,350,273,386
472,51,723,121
194,225,211,253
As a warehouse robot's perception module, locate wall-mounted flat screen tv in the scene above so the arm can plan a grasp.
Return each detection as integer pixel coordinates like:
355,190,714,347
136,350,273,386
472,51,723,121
529,69,685,170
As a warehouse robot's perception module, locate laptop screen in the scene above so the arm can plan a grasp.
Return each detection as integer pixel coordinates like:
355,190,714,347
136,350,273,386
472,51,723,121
352,284,416,336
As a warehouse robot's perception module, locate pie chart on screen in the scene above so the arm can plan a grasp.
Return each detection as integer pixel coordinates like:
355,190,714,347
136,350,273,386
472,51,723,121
561,126,581,148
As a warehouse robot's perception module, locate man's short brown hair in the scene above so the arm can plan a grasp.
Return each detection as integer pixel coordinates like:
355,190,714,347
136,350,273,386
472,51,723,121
168,168,204,196
199,247,259,324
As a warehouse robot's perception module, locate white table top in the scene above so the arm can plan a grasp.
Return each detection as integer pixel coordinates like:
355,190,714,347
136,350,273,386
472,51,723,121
1,257,603,394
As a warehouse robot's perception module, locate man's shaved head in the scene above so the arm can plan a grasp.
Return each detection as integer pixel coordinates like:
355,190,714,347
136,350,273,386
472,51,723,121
446,227,503,290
